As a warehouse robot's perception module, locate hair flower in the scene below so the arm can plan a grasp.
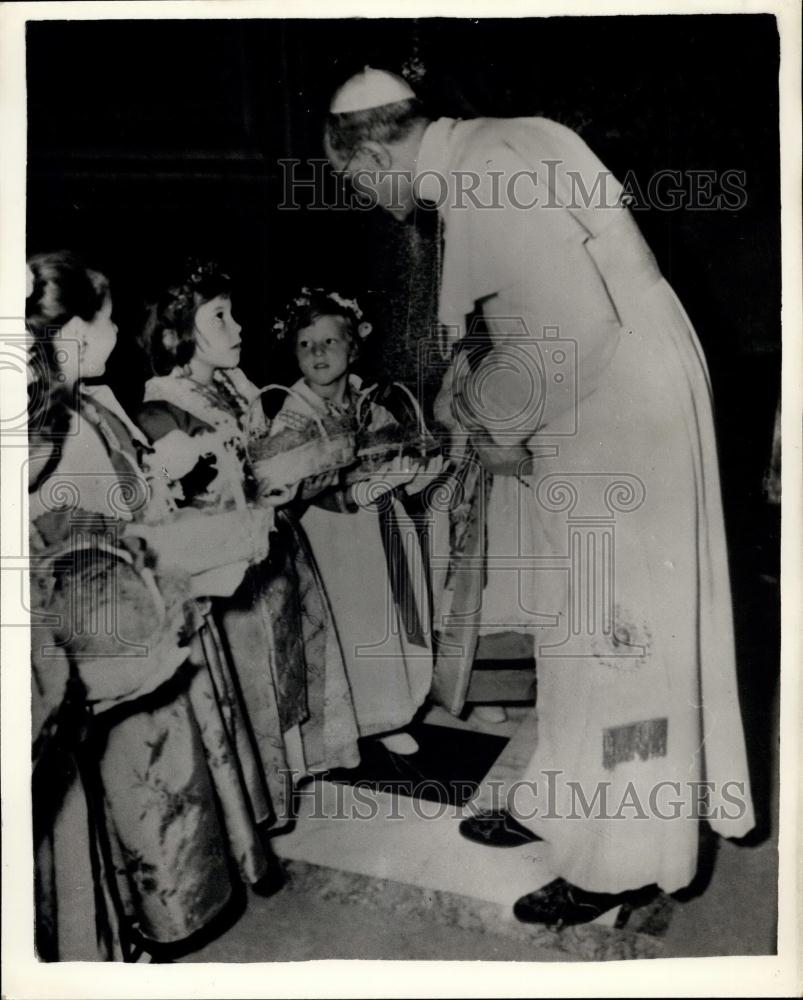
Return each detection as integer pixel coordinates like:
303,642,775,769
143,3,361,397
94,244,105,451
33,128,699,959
26,264,35,300
272,287,372,344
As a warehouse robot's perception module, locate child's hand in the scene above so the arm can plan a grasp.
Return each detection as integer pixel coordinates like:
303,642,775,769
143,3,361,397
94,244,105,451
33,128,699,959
148,429,209,480
259,483,298,507
246,505,274,564
189,562,249,598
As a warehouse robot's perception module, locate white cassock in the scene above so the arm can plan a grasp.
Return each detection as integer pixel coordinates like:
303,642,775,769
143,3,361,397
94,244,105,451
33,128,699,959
420,115,754,893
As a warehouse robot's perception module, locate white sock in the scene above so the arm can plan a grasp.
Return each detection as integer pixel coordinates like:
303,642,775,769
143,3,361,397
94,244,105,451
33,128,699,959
378,731,419,755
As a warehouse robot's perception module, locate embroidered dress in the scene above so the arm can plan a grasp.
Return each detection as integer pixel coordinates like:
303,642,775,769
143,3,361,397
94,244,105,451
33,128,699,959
139,368,359,811
30,385,267,958
272,378,433,737
418,116,755,893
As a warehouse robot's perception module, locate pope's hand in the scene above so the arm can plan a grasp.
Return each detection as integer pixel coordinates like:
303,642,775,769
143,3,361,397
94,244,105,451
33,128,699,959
472,433,533,476
433,360,459,430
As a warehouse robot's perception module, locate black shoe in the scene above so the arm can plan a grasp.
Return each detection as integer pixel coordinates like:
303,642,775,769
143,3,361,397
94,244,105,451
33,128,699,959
250,861,287,899
513,877,634,929
458,811,543,847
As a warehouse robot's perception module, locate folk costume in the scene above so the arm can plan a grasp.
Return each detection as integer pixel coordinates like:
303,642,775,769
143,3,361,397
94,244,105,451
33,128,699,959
271,376,434,739
139,367,360,806
30,384,264,957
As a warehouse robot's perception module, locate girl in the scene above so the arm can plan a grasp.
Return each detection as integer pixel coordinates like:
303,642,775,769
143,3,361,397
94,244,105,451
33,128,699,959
27,251,273,960
138,263,360,818
271,289,440,756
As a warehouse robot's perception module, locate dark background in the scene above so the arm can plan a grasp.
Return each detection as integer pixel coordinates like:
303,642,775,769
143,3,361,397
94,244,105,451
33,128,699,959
26,15,781,833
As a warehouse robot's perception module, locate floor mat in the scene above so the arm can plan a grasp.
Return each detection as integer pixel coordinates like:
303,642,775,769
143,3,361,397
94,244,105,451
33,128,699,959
323,721,509,806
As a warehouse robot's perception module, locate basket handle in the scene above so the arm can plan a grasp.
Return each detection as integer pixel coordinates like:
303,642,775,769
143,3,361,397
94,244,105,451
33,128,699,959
388,381,427,439
245,383,330,453
357,381,427,438
355,382,379,429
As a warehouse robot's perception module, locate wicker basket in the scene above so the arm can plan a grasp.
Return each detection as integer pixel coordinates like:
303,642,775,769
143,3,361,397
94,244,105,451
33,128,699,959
344,381,441,485
246,384,357,500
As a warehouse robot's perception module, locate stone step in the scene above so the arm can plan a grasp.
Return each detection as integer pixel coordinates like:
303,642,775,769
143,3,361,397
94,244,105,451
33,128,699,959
272,780,672,960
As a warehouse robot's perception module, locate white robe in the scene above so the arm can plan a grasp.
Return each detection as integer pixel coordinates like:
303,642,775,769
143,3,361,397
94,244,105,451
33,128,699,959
420,115,755,892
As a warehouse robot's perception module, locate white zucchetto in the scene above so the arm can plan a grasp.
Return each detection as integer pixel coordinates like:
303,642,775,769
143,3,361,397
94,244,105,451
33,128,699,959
329,67,416,114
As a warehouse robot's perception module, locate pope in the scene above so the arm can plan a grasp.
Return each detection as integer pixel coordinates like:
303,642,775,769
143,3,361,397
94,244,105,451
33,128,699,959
323,67,755,927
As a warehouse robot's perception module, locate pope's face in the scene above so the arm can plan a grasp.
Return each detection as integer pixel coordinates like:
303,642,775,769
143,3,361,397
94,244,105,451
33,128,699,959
327,142,417,221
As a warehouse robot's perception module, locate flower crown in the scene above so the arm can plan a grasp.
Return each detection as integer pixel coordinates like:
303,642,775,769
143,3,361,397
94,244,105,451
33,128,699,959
165,261,229,323
272,287,373,343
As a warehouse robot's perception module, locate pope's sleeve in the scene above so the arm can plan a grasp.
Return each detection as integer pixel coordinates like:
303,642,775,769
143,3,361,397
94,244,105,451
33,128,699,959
454,142,622,443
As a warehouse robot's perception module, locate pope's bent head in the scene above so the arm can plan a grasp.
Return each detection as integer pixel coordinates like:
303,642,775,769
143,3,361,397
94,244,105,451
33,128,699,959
324,69,430,221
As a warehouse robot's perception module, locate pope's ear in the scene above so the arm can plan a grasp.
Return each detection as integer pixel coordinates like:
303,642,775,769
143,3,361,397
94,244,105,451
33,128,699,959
161,328,179,351
353,141,392,170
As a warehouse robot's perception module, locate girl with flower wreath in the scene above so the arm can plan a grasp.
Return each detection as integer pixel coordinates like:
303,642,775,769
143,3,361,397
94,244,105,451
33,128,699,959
271,289,441,756
27,251,274,960
138,263,361,828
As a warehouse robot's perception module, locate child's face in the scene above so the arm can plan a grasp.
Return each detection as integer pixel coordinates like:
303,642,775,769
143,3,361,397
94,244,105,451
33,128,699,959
60,292,118,385
79,294,118,377
193,295,242,370
295,314,354,390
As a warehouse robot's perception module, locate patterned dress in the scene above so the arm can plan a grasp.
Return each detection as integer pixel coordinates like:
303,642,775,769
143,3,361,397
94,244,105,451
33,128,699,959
139,368,360,814
30,385,268,958
272,377,434,738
